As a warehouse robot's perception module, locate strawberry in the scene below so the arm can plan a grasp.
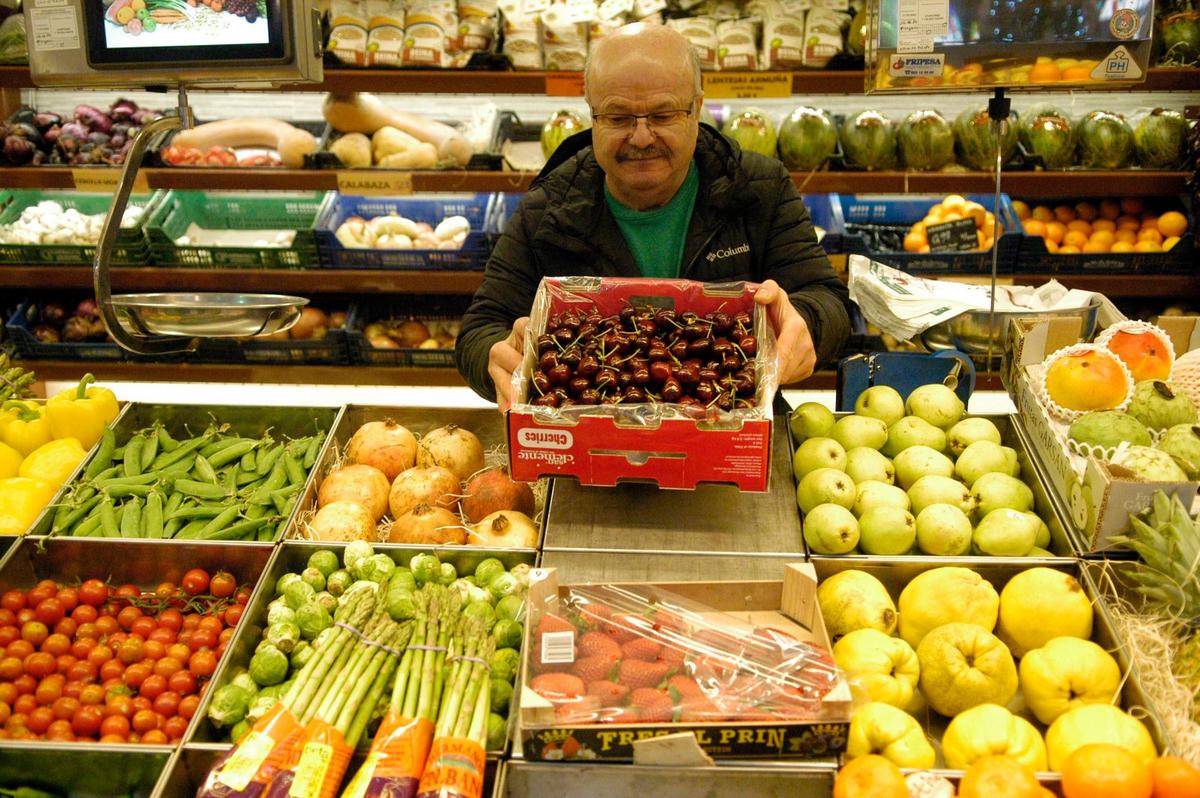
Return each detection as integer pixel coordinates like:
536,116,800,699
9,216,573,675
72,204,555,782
571,654,618,683
599,706,640,724
651,607,689,634
530,672,585,701
618,659,671,690
577,602,615,628
587,679,630,708
678,694,724,723
658,644,687,669
629,688,675,723
554,694,601,724
578,631,622,661
603,613,650,644
536,613,577,637
621,637,663,662
667,675,703,701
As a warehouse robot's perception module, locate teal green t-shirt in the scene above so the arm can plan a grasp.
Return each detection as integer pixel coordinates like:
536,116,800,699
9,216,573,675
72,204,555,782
604,162,699,278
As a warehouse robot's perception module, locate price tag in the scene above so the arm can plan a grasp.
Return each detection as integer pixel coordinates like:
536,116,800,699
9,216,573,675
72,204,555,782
29,6,79,51
927,218,980,252
701,72,791,99
335,171,414,196
896,0,948,51
544,71,586,96
72,169,150,194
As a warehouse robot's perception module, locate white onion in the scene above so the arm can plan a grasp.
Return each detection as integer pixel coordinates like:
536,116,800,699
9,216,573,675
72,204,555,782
417,425,485,483
389,465,461,519
348,420,418,480
318,464,390,521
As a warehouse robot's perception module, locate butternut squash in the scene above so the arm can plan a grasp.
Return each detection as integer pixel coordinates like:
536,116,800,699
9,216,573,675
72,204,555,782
322,92,472,168
170,118,317,168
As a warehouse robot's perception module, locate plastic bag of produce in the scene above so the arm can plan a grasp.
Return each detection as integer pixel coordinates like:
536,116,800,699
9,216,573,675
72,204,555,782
196,702,305,798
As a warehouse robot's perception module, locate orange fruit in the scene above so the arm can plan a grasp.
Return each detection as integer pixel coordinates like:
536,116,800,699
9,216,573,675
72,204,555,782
1121,198,1145,215
1092,219,1116,233
1058,244,1081,253
1064,230,1089,249
1117,215,1142,230
960,755,1043,798
1075,201,1098,221
1134,240,1162,252
1024,219,1047,237
1099,199,1122,220
1032,205,1054,222
1148,755,1200,798
966,203,988,227
1045,238,1060,253
1045,221,1067,243
1061,743,1152,798
833,755,907,798
1089,230,1115,248
942,194,968,213
1083,240,1110,253
1114,229,1138,244
1106,329,1175,382
904,231,926,252
1044,349,1131,411
942,212,964,223
1141,216,1160,232
1111,241,1135,253
1029,61,1063,82
1062,66,1092,81
918,244,931,253
1012,200,1031,220
1158,211,1188,238
1164,236,1181,251
1054,205,1078,223
1066,219,1093,236
1138,228,1164,244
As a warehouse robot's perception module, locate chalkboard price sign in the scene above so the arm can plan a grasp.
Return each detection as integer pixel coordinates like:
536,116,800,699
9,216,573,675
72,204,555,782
927,218,982,252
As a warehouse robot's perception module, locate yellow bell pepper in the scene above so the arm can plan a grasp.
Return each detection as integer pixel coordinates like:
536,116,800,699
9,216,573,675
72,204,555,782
0,441,20,480
45,374,120,450
0,400,53,457
19,438,86,486
0,477,58,535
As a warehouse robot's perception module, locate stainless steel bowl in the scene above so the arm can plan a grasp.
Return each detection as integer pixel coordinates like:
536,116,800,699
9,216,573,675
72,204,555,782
111,292,308,338
920,297,1104,354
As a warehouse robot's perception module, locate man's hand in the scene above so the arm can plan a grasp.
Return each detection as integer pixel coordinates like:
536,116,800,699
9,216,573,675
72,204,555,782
754,280,816,386
489,317,529,412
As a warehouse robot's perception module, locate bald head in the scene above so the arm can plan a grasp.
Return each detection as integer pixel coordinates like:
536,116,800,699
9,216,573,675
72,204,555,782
584,23,702,106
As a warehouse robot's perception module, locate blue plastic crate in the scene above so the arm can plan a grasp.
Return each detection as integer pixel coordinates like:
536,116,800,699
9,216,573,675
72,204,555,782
315,193,497,270
839,193,1020,273
6,301,124,361
804,194,843,255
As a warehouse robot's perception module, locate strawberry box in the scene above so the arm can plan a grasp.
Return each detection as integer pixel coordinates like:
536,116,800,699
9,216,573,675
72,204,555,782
506,277,777,491
517,563,852,762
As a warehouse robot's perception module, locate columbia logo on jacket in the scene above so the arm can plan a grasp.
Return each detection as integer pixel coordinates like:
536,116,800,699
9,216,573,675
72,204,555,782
706,243,750,262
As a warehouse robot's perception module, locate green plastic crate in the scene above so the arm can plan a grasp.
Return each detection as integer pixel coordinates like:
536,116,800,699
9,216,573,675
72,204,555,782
145,190,327,269
0,189,159,266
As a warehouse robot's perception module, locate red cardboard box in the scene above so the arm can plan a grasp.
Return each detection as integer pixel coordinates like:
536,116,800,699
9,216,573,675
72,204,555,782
507,277,776,491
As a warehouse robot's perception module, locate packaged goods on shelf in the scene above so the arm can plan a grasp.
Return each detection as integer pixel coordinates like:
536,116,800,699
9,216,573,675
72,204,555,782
366,0,406,66
501,10,542,69
519,563,851,761
716,17,758,69
402,0,458,66
328,0,370,64
800,8,847,67
667,16,718,69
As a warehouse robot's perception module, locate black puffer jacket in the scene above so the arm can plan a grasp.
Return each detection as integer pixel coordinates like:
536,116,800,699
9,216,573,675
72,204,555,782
455,124,852,401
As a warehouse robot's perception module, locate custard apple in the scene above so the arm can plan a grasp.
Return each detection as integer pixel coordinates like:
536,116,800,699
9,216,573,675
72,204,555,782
1068,411,1152,450
1158,424,1200,480
1127,380,1198,431
1110,444,1190,482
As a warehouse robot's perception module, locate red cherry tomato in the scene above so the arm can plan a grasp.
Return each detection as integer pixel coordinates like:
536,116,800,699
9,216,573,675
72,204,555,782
0,657,22,681
138,674,167,701
223,605,245,627
117,639,144,665
53,618,77,639
94,616,119,637
99,713,129,738
78,580,108,607
152,691,180,718
166,643,191,663
62,680,83,700
87,645,114,667
140,728,168,745
41,633,70,658
131,708,160,733
0,684,15,706
147,627,176,647
181,569,210,596
103,693,133,719
69,638,96,659
234,586,253,606
163,714,189,741
20,622,48,646
129,616,157,640
24,652,56,679
153,657,184,679
55,654,77,675
178,694,200,720
35,676,64,706
218,628,235,645
26,706,54,734
51,695,80,721
189,629,217,651
130,696,152,715
12,694,36,715
142,640,165,661
1,592,26,612
181,614,201,632
55,588,78,612
122,663,150,690
116,606,142,632
209,572,237,599
78,683,105,706
8,640,34,660
0,609,14,626
45,718,75,741
72,704,104,736
71,604,98,625
12,674,36,696
34,598,64,627
66,661,96,683
156,609,183,633
0,627,18,648
15,609,34,626
188,650,218,679
26,586,54,609
167,669,197,696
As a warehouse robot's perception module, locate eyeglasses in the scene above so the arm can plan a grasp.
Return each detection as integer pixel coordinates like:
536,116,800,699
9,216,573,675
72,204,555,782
591,100,698,132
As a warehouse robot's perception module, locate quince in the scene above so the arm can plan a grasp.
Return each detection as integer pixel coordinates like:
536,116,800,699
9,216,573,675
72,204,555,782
818,570,897,639
916,623,1018,718
941,703,1048,771
898,567,999,649
846,701,936,769
1045,703,1157,770
997,568,1093,658
1019,637,1120,725
834,629,920,709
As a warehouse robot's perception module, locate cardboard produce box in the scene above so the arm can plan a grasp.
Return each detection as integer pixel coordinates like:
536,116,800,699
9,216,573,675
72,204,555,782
517,563,852,762
1004,318,1200,552
507,277,775,491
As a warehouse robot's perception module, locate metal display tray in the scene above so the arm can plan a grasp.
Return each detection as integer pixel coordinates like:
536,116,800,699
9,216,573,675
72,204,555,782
793,413,1078,561
30,402,341,541
496,759,836,798
540,551,808,583
810,558,1172,773
186,540,537,758
541,415,802,556
0,744,170,797
291,405,547,553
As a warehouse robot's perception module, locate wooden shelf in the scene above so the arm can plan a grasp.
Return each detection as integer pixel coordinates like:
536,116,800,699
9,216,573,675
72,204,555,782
4,65,1198,94
0,266,484,295
18,360,469,386
0,166,1186,197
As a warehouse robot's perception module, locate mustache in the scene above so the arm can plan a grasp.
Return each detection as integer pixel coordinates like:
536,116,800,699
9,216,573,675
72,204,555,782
616,146,668,161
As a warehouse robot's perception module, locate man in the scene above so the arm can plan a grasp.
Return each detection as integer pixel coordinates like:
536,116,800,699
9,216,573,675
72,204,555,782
455,22,851,409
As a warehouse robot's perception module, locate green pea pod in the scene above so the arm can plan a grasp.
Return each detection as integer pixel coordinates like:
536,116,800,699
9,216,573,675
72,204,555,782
157,424,179,453
120,496,142,538
72,512,104,538
282,452,305,486
164,491,184,517
303,432,325,469
122,435,144,478
164,517,182,538
151,433,211,470
95,473,159,489
193,454,219,484
144,490,163,539
236,468,263,487
240,450,256,472
255,444,284,476
104,484,152,500
140,429,159,471
175,519,209,539
54,494,102,535
203,516,268,541
208,439,259,468
174,479,230,500
83,427,116,480
197,505,242,538
98,497,119,538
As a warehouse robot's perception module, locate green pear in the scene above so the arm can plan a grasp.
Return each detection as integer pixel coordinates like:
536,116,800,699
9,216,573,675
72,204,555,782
792,437,847,479
797,467,858,514
853,481,911,517
954,440,1013,487
973,508,1038,556
907,474,975,516
906,384,966,430
883,416,947,457
803,503,860,554
832,415,889,451
1002,446,1021,477
1025,512,1051,549
845,447,896,485
859,506,917,555
971,472,1033,518
893,445,954,490
946,417,1002,457
790,402,836,444
854,385,906,427
915,504,973,556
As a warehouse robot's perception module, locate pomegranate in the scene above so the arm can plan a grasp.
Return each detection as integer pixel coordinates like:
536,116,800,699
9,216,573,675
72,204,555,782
347,420,418,480
461,467,535,523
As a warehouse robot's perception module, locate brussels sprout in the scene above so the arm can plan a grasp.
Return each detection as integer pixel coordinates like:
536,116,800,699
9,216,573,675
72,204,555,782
249,644,289,686
448,579,472,604
344,540,375,572
290,640,314,670
386,585,417,622
283,580,317,610
258,681,289,700
301,567,327,593
495,595,526,623
267,604,297,627
489,647,521,683
510,563,531,587
410,554,441,584
358,553,397,584
326,570,353,597
463,575,477,586
488,573,520,601
266,621,300,654
492,619,523,650
230,719,251,744
246,694,279,724
314,591,337,613
487,713,507,751
308,549,340,578
436,562,457,586
462,601,496,630
276,572,302,596
389,568,417,593
208,683,251,727
297,601,333,640
466,583,491,604
230,671,259,696
490,678,513,715
474,558,506,587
